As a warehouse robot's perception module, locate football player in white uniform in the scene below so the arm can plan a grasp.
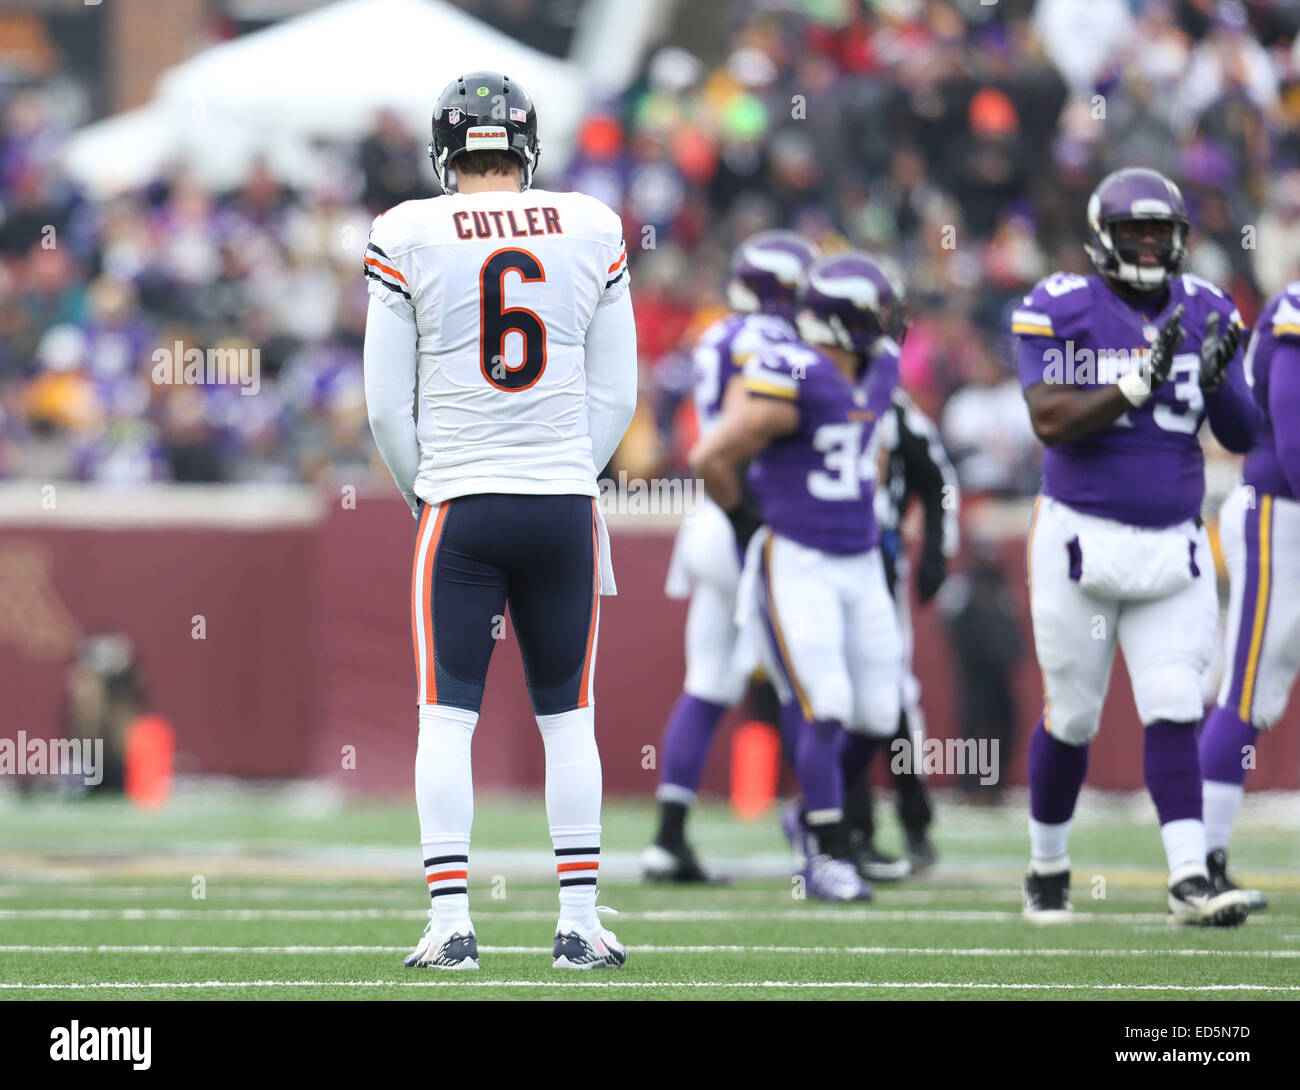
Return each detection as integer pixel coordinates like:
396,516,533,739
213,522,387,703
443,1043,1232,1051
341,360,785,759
642,231,817,883
363,72,637,969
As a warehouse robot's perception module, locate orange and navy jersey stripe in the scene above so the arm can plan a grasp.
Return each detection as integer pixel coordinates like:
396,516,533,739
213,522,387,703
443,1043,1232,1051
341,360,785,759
424,853,468,899
605,239,627,290
555,846,599,887
364,241,411,300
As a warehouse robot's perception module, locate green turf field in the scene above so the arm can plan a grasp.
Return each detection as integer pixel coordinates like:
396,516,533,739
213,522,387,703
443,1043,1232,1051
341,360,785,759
1,785,1297,1000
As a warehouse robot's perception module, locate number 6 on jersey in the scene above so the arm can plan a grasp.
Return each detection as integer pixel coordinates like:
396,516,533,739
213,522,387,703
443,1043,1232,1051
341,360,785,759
481,247,547,391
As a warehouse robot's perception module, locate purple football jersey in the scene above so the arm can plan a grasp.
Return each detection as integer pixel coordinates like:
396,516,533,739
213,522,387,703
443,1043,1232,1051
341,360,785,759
1242,284,1300,501
744,339,899,555
1013,272,1246,527
691,312,797,435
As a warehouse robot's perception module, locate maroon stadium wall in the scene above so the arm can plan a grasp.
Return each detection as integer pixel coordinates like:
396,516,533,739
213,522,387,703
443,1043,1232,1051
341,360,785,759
3,486,1297,794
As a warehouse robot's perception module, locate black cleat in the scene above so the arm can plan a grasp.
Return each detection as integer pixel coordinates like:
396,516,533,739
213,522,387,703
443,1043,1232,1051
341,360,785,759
905,831,937,874
1168,871,1250,927
850,835,911,882
1206,850,1267,911
1023,869,1073,924
640,841,727,884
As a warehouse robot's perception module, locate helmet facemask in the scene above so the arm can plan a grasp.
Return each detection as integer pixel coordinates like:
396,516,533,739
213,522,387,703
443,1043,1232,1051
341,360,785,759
1087,200,1188,291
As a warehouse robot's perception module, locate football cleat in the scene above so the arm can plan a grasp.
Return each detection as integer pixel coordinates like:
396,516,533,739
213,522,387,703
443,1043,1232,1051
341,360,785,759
1168,871,1250,927
906,831,938,874
1023,870,1073,924
850,835,911,882
640,841,726,884
552,907,626,970
801,854,874,902
1207,849,1268,911
781,802,817,870
404,912,479,970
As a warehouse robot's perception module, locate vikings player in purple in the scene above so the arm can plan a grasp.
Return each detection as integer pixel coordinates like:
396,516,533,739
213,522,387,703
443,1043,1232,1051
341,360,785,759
1013,168,1261,926
642,231,817,883
1198,282,1300,907
692,253,904,901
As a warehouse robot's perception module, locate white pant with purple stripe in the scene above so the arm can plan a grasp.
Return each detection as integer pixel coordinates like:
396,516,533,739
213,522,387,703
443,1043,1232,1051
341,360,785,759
1215,485,1300,729
1027,496,1217,746
751,532,902,736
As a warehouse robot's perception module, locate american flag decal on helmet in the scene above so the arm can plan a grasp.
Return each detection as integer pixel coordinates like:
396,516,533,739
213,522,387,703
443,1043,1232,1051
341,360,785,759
510,107,527,122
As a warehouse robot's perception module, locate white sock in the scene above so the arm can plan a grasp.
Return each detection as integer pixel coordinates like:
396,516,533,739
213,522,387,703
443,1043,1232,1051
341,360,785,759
1202,780,1244,854
1160,817,1207,879
1028,818,1071,874
538,706,602,930
416,704,477,930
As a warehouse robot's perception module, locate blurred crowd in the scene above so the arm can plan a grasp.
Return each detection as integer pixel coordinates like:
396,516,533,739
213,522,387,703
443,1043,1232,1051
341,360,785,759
4,0,1300,499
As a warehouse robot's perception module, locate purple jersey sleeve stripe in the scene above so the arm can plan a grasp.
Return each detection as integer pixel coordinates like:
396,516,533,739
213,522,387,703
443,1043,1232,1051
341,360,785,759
744,378,798,400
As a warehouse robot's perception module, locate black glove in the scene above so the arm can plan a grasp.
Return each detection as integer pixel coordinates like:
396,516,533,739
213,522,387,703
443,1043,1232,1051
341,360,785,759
916,550,947,604
1120,303,1184,406
1198,311,1240,392
1147,303,1186,391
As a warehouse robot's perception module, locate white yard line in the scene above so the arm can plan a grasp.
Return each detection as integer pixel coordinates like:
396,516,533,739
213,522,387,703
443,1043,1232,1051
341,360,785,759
0,979,1296,993
0,943,1296,958
1,907,1295,924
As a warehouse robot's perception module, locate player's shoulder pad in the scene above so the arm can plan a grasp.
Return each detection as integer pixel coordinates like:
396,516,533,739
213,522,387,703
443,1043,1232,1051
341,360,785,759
543,188,623,244
732,313,798,359
1011,272,1095,341
695,313,741,348
1268,282,1300,342
742,341,822,401
367,198,441,255
1174,272,1243,330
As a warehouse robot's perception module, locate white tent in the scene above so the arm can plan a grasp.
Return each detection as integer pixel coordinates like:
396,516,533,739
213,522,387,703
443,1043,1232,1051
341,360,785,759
62,0,587,195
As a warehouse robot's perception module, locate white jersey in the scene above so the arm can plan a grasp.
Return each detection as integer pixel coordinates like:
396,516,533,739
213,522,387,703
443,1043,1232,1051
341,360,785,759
365,187,629,504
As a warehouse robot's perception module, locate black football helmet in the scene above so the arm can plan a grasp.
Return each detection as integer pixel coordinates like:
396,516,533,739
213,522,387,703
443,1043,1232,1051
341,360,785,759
429,70,540,193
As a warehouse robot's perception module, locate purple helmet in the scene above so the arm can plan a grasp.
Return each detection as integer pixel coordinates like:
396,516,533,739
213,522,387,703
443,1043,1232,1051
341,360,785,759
795,252,906,355
726,231,821,319
1085,167,1189,291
